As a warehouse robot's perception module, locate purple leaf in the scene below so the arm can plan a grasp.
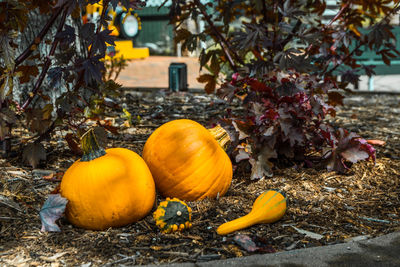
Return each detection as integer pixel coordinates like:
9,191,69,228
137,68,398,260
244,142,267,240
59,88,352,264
89,29,116,56
56,25,75,44
233,234,259,252
323,128,376,173
235,147,250,162
233,234,276,253
216,83,237,102
262,126,275,137
81,56,105,84
249,147,276,179
81,23,95,42
40,194,68,232
232,121,249,140
341,147,369,163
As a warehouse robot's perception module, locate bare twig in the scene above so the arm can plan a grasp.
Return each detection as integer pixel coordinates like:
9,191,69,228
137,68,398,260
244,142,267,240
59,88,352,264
192,0,243,71
101,254,136,267
21,8,69,111
326,3,350,28
306,3,351,54
261,0,268,25
14,7,63,67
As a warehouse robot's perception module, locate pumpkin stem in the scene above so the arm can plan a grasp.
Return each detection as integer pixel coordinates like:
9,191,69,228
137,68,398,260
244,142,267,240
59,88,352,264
80,128,106,161
208,125,230,150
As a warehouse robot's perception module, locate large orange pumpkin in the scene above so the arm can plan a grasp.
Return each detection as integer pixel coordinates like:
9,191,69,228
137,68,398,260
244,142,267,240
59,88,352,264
142,119,232,201
60,128,155,230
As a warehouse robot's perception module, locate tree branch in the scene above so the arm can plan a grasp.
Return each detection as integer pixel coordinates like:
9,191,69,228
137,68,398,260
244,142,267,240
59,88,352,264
193,0,243,71
326,3,350,28
14,7,63,67
324,2,400,76
306,3,350,54
261,0,268,25
21,8,69,111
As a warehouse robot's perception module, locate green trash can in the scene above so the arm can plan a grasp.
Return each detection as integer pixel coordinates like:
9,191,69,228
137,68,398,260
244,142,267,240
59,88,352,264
168,63,188,92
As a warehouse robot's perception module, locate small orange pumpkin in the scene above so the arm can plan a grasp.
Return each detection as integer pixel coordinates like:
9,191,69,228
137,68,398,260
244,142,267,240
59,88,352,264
143,119,232,201
60,128,155,230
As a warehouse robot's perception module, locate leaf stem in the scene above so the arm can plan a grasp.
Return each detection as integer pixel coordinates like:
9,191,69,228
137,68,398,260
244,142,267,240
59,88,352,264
88,0,111,57
74,0,111,90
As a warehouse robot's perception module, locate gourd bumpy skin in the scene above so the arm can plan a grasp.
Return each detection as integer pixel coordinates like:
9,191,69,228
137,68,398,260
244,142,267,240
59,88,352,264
143,119,233,201
60,148,155,230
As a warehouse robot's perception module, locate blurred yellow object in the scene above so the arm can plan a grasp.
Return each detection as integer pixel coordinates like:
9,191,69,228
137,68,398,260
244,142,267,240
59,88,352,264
85,1,142,38
85,1,148,60
105,40,149,60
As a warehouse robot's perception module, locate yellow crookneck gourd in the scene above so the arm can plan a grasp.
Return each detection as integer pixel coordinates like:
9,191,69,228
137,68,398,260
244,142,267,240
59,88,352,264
60,128,155,230
217,190,287,235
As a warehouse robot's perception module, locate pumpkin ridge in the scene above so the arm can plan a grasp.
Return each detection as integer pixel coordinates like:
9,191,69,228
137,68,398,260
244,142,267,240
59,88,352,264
221,157,233,195
144,143,191,195
154,137,217,196
216,153,233,196
166,144,222,200
181,154,229,200
166,137,209,177
163,123,219,176
197,151,231,199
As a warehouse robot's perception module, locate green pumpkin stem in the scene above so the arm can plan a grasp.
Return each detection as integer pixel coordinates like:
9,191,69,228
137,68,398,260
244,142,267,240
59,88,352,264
208,125,230,150
80,128,106,161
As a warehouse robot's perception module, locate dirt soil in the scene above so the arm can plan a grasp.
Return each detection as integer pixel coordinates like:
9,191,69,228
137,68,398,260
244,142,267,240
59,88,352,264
1,90,400,266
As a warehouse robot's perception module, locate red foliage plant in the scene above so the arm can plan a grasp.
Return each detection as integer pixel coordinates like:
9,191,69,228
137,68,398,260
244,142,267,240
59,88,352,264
218,71,375,178
165,0,399,177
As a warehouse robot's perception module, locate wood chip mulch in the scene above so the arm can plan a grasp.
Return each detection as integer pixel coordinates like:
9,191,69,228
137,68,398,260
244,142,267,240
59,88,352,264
0,90,399,266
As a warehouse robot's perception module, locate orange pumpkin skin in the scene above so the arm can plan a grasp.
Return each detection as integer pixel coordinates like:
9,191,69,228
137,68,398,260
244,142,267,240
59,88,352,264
60,148,155,230
143,119,232,201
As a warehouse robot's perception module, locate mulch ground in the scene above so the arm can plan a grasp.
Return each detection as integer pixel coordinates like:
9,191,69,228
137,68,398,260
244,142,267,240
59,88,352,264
1,90,399,266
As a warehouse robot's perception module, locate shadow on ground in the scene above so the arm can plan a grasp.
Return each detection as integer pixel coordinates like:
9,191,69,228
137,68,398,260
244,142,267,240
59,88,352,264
326,236,400,267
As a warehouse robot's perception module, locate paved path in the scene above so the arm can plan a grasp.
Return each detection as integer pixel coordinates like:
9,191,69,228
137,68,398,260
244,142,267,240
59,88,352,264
116,56,400,93
116,56,203,89
144,232,400,267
